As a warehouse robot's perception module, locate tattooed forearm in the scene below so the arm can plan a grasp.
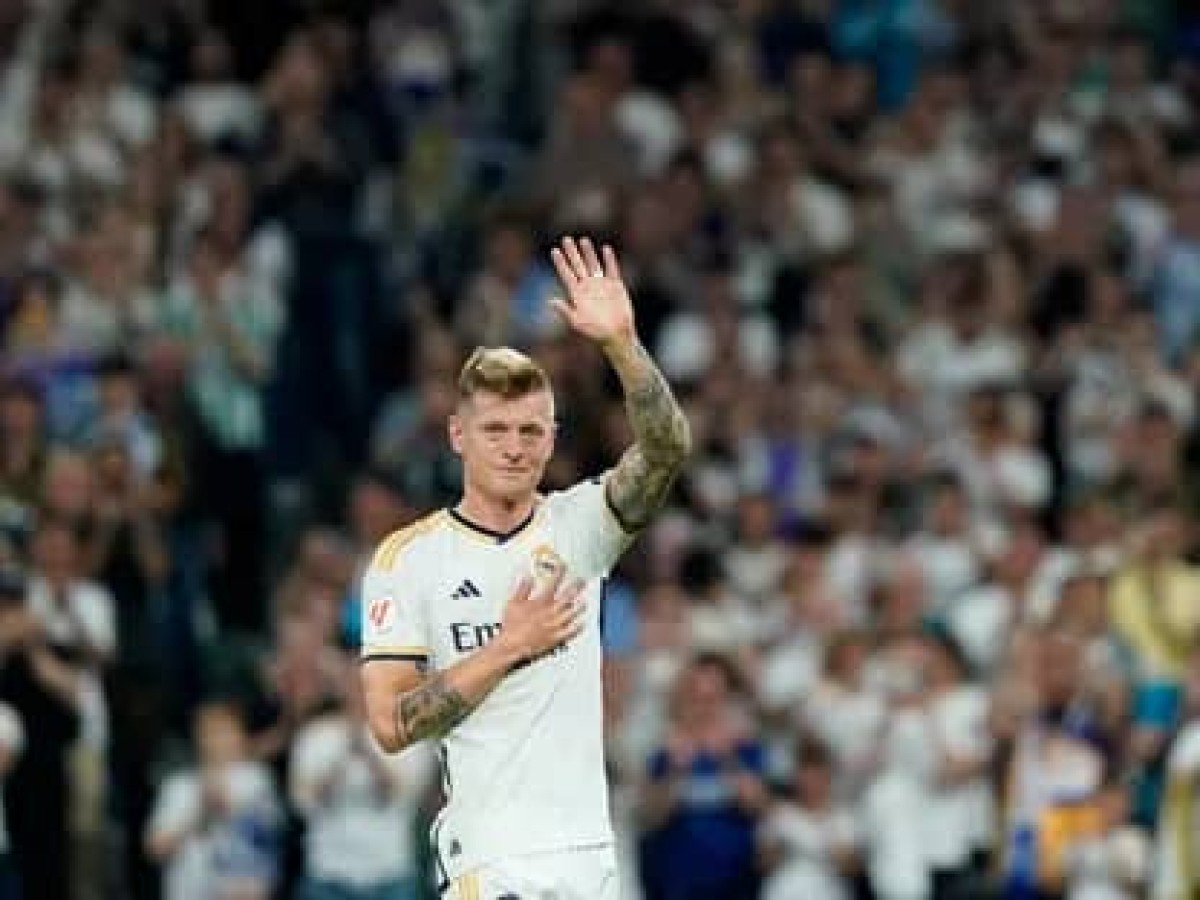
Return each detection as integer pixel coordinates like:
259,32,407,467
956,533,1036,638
396,674,473,744
603,339,692,531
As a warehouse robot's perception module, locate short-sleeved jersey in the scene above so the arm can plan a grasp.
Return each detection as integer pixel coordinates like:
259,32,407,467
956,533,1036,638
361,477,634,882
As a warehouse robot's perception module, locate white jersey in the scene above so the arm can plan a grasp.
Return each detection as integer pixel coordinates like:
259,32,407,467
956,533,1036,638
361,477,634,883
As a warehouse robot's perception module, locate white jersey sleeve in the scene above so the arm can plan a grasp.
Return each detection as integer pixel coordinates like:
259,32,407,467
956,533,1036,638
360,519,439,663
549,476,637,579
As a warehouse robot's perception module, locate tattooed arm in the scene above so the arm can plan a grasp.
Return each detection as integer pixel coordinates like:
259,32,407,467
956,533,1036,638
548,236,692,532
602,338,692,531
362,573,585,753
363,652,502,754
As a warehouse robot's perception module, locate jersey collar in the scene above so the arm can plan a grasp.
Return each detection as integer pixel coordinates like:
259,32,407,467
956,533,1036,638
447,503,538,544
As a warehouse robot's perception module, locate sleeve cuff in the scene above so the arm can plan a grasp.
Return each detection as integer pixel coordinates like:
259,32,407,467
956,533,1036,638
360,646,430,663
599,474,642,535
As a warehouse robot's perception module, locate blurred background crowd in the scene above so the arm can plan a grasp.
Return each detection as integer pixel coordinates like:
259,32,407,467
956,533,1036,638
3,0,1200,898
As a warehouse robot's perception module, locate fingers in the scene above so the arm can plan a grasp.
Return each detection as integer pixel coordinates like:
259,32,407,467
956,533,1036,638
550,236,620,284
509,577,588,660
549,247,577,290
510,576,534,604
549,578,585,613
561,236,589,280
562,577,586,603
562,613,587,642
602,244,622,280
580,238,603,277
530,565,567,602
549,581,588,639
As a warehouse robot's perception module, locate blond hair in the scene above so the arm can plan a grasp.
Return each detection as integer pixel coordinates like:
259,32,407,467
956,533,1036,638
457,347,550,401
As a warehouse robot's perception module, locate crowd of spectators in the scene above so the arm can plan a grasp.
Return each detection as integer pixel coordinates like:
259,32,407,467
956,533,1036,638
3,0,1200,898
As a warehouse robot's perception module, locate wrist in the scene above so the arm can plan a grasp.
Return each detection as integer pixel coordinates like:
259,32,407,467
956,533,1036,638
489,634,528,672
598,330,640,357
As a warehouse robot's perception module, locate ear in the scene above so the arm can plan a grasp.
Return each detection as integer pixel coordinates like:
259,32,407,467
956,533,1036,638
448,414,465,455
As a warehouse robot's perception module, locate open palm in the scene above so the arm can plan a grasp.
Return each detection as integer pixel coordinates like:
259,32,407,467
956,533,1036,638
549,236,636,344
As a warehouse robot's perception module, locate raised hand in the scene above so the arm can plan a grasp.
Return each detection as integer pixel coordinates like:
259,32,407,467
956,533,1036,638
549,236,636,346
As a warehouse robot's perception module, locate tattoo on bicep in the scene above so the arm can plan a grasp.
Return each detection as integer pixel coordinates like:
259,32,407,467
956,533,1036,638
607,345,692,531
607,446,679,532
396,674,471,743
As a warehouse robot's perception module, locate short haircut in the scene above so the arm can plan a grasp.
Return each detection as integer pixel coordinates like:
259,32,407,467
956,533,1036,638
457,347,550,402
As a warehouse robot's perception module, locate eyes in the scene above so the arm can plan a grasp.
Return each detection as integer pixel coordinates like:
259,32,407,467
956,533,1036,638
480,422,550,443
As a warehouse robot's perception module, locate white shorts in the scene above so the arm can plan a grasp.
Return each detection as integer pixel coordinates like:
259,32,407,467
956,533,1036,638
444,845,620,900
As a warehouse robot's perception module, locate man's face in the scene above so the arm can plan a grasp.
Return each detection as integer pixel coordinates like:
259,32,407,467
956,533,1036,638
449,389,555,505
676,663,729,726
196,708,247,768
33,526,76,582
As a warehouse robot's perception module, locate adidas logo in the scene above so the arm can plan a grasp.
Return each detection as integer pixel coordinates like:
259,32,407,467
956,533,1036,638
452,580,482,601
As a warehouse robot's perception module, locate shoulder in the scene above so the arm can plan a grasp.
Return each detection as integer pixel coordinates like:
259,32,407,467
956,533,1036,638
157,770,200,803
545,475,625,527
544,475,605,505
369,510,450,572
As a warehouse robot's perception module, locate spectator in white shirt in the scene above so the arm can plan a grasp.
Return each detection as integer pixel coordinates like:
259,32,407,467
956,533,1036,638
655,262,780,386
758,737,861,900
921,629,996,899
945,521,1046,677
756,531,845,720
906,475,982,613
290,661,435,900
145,700,282,900
722,493,788,607
25,517,115,900
802,631,887,799
176,30,263,148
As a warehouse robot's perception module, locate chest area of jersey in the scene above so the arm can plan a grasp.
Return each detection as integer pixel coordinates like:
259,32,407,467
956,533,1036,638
425,535,578,658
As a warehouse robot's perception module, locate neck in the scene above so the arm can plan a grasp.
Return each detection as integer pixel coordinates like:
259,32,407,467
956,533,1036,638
455,489,537,535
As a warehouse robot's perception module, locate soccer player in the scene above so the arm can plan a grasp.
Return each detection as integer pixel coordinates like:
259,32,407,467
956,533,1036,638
360,236,691,899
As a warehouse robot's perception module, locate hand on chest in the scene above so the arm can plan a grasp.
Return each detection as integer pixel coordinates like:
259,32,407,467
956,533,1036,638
430,542,592,659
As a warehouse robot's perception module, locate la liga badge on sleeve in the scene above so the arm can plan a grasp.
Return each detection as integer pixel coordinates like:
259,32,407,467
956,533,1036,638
368,595,397,633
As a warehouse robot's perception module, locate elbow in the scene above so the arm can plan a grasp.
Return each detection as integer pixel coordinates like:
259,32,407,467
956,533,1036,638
653,414,693,474
365,698,404,755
